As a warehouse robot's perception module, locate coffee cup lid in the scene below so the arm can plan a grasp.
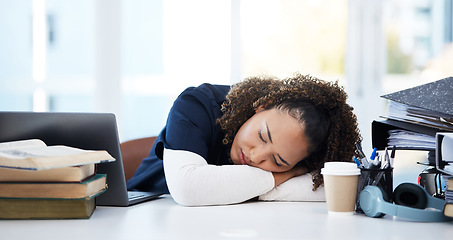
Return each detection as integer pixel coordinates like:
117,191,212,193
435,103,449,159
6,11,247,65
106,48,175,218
321,162,360,176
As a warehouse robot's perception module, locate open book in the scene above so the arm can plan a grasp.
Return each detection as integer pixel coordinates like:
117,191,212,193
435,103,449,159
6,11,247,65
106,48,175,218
0,139,115,170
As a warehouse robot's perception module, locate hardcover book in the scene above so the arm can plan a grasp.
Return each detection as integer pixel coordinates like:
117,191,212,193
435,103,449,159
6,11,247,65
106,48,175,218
443,177,453,218
0,164,95,182
0,197,97,219
0,174,107,199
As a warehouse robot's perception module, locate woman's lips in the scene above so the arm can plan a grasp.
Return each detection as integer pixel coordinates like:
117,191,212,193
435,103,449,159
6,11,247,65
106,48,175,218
239,150,247,165
239,150,252,165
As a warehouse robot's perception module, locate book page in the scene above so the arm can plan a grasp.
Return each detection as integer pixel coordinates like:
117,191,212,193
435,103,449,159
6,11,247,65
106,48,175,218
0,145,93,159
0,139,47,151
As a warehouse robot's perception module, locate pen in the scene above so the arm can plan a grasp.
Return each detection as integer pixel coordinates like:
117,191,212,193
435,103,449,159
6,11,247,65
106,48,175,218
390,146,396,168
370,148,377,160
381,147,390,169
369,148,380,169
355,143,369,168
373,154,381,169
356,143,366,159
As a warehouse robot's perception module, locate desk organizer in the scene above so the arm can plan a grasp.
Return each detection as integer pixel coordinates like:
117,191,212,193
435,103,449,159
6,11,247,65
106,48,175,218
356,167,393,213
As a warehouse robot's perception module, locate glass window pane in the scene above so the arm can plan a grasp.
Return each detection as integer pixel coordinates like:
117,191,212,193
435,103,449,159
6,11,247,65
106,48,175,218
0,0,33,111
46,0,94,112
240,0,347,79
384,0,453,92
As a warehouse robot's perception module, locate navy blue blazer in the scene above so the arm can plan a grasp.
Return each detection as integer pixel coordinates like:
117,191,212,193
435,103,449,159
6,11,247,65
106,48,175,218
127,83,232,193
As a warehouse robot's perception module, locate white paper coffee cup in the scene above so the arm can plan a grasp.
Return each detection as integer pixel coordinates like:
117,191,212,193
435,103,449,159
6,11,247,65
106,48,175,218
321,162,360,215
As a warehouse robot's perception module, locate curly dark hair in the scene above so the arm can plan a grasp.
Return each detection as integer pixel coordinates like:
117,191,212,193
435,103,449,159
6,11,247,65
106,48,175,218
217,73,361,190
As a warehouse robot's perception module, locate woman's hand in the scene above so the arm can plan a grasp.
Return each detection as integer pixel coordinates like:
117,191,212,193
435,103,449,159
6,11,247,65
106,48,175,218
272,166,307,186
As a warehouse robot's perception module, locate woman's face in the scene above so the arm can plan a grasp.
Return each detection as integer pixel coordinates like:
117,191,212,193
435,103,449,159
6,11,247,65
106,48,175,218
230,107,310,172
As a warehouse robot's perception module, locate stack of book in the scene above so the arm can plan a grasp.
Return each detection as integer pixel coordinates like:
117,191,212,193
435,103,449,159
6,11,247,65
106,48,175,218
0,139,115,219
437,133,453,218
444,177,453,218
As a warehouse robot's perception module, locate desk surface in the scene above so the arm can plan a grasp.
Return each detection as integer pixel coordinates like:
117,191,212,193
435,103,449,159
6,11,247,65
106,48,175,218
1,195,452,240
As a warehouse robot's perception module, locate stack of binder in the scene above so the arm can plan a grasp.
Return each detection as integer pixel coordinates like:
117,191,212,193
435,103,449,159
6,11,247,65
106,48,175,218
372,77,453,164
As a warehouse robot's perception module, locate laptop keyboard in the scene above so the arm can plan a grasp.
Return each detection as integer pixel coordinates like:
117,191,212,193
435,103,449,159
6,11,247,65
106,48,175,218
128,191,147,200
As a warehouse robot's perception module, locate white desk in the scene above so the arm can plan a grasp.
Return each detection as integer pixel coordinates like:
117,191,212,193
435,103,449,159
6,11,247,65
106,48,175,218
1,194,452,240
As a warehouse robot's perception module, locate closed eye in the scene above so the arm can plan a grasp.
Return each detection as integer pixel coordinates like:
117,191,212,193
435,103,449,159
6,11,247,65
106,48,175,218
258,130,267,143
259,128,282,167
272,155,282,167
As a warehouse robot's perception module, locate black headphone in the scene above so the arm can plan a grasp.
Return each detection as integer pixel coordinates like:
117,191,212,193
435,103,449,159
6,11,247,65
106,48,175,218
359,182,452,222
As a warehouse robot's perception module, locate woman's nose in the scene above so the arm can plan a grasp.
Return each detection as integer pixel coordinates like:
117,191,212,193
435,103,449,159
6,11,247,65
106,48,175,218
250,146,271,164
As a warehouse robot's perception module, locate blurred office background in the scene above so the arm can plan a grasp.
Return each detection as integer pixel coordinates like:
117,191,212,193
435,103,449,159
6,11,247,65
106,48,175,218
1,0,452,152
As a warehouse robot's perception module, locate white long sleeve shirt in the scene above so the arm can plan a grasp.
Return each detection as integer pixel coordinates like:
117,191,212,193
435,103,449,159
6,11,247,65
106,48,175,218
164,148,325,206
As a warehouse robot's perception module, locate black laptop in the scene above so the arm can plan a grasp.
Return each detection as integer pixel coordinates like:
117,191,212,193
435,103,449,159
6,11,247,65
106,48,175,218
0,111,163,206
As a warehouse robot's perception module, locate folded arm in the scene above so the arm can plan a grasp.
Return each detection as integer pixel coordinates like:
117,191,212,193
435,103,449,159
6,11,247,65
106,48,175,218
163,148,275,206
258,174,326,202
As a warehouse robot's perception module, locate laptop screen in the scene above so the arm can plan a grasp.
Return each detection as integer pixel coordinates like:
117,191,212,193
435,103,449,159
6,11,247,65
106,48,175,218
0,111,129,206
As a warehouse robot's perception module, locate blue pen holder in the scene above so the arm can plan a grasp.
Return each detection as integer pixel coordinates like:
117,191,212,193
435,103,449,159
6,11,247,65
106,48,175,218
356,167,393,213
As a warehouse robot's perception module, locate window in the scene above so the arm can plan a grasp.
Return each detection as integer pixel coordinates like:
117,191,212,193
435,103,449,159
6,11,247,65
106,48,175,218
1,0,451,145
